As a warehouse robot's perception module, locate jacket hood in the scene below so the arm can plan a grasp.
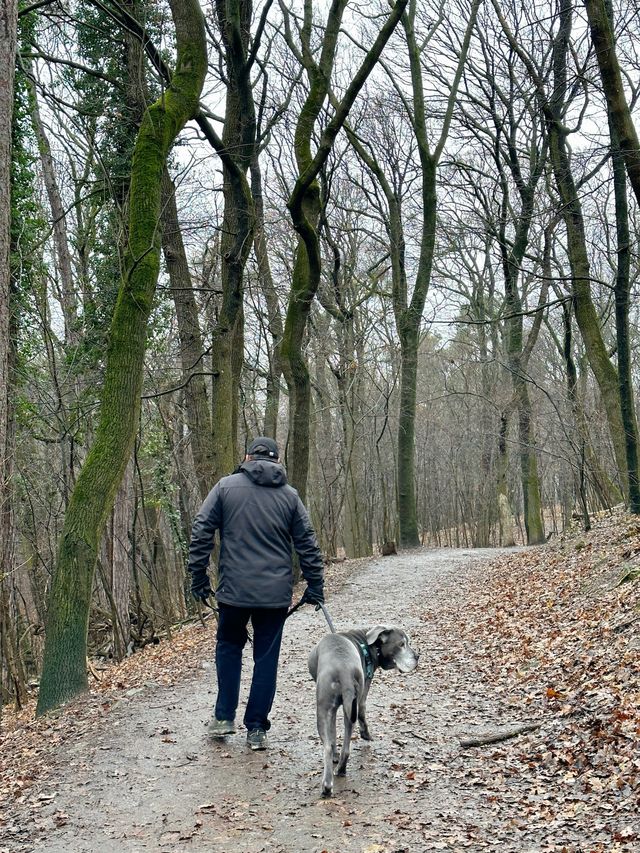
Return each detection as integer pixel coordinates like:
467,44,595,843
239,459,288,488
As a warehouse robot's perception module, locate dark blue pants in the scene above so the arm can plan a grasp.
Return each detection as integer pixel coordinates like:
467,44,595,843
214,603,288,731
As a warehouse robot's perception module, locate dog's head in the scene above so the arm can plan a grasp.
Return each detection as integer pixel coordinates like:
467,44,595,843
366,626,419,673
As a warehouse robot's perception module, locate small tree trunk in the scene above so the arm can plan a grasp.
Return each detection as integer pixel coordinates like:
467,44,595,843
250,156,282,438
209,0,257,481
160,171,214,500
27,71,80,346
497,412,516,547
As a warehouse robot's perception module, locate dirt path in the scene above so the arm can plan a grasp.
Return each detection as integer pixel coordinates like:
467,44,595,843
6,547,561,853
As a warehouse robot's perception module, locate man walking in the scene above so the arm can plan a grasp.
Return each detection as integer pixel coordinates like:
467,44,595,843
188,437,324,750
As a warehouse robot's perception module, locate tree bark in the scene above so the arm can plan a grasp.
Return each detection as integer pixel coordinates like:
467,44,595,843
0,0,18,713
250,155,282,438
27,70,80,347
597,0,640,512
160,170,215,500
209,0,258,481
36,0,207,715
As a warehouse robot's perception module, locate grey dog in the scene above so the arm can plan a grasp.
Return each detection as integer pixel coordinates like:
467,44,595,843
308,626,419,797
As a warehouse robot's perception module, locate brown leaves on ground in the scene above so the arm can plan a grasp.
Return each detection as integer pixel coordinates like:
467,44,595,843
435,507,639,851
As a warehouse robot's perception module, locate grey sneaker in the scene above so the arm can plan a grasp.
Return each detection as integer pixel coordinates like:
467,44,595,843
246,728,268,750
207,718,236,738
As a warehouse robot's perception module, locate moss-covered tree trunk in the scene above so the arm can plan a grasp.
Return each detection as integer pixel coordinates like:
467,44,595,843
499,193,546,544
36,0,207,715
394,0,480,547
546,0,627,488
610,120,640,512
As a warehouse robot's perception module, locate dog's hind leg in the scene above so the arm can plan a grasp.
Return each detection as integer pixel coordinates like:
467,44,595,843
335,690,357,777
318,704,337,797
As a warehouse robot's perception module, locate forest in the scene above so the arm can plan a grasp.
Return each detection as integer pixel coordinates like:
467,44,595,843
1,0,640,714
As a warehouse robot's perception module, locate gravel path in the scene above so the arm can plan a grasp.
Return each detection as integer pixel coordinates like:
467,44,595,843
5,548,536,853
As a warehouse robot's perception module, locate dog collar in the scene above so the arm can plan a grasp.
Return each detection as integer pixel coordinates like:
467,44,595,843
359,642,375,681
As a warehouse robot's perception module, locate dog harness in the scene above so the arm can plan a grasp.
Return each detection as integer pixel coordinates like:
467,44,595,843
359,642,375,681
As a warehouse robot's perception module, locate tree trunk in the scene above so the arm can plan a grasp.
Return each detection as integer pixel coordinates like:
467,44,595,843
602,1,640,513
160,170,214,500
497,412,516,547
28,71,80,346
36,0,207,715
209,0,257,481
0,0,18,715
547,0,627,488
250,155,282,438
106,459,133,659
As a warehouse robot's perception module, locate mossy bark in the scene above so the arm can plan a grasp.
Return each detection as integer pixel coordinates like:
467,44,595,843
492,0,627,494
0,0,18,708
36,0,207,715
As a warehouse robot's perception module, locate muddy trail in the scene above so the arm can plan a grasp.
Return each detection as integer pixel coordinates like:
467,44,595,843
5,548,582,852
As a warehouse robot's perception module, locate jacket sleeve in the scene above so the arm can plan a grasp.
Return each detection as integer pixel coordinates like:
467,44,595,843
188,483,222,579
290,497,324,588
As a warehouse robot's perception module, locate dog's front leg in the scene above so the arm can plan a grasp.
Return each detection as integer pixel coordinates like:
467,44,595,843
358,679,373,741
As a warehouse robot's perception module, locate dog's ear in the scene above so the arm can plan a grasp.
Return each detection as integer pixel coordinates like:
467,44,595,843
366,626,391,645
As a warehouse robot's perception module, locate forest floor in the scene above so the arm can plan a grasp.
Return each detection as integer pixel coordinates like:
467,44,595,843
1,510,639,853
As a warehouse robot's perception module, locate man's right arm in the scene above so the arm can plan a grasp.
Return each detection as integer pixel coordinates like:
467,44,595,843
188,484,222,596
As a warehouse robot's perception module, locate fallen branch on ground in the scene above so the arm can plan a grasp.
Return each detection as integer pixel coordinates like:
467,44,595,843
458,722,541,748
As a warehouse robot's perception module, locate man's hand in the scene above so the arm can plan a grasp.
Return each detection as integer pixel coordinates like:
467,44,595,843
301,584,324,606
191,574,213,602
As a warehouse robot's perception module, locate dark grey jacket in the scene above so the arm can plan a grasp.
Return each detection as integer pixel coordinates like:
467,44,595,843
188,459,324,608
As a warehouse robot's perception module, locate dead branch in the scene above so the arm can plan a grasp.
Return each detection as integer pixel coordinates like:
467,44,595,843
458,722,541,748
